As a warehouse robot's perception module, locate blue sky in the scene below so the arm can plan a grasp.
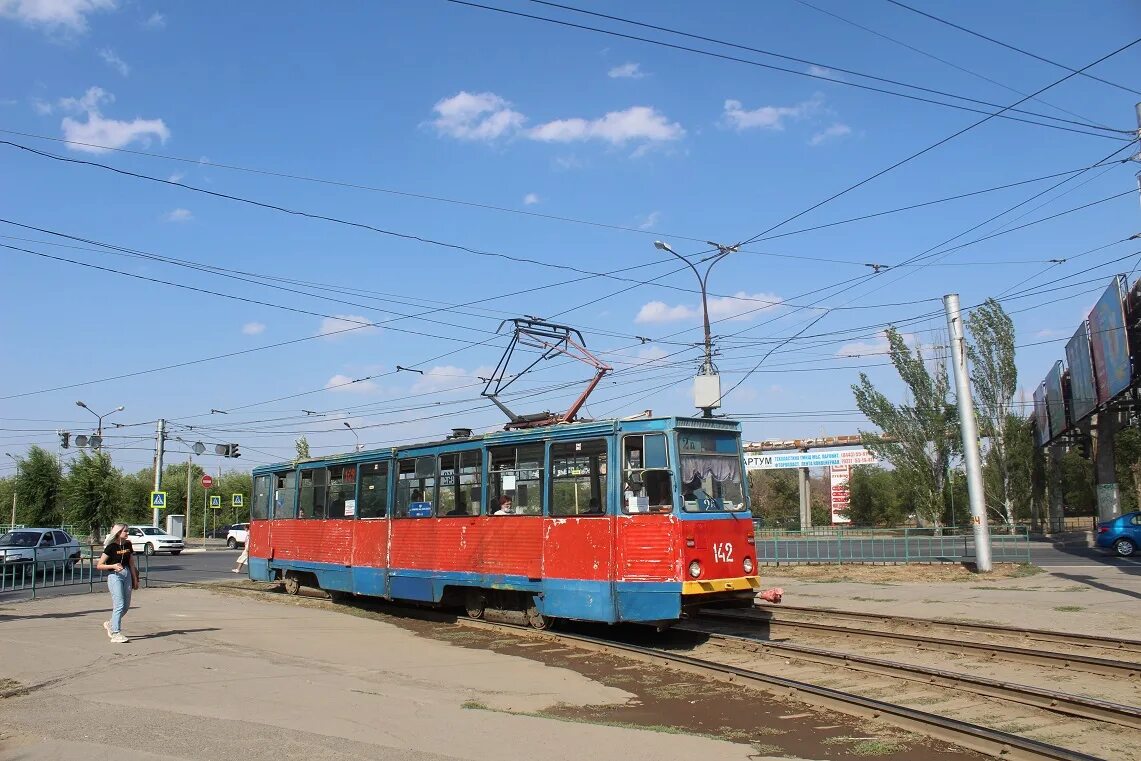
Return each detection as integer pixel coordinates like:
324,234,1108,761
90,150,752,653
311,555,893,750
1,0,1139,474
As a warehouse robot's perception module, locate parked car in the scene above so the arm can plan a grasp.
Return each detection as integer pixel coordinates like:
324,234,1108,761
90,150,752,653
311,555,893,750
0,528,82,568
226,523,249,549
1095,511,1140,557
119,525,185,556
206,524,231,539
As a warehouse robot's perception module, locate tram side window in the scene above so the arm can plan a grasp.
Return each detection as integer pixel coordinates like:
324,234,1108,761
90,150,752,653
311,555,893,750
274,471,297,519
298,468,329,519
438,450,482,516
395,456,436,518
489,443,544,515
326,465,354,519
253,475,271,520
622,434,673,514
550,439,608,517
357,462,389,519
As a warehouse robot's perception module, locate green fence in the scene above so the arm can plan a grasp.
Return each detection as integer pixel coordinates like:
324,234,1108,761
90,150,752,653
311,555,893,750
754,526,1031,565
0,545,150,599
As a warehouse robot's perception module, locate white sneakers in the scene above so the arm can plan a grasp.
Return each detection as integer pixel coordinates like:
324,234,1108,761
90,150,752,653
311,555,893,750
103,620,129,643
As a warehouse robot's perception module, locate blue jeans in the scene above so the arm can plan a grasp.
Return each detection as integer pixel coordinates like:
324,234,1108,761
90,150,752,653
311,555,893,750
107,569,133,633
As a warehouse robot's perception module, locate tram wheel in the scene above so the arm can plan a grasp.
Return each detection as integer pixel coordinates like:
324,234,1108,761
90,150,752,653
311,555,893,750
283,572,301,596
526,603,552,630
464,589,486,619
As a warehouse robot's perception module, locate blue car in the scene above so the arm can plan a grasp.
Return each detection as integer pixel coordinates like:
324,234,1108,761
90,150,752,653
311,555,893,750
1095,511,1141,557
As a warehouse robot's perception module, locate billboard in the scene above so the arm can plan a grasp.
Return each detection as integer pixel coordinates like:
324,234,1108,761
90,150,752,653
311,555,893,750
1045,360,1066,440
1065,322,1097,423
1088,277,1131,404
830,465,851,524
745,449,875,470
1032,382,1049,447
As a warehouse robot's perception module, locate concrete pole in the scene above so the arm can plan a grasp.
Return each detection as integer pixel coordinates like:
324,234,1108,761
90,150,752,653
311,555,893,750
798,467,812,530
1048,445,1066,532
944,294,993,572
1093,411,1122,521
152,419,165,527
185,453,193,539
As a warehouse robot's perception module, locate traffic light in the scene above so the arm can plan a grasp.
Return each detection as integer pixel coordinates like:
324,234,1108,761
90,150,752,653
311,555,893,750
229,443,240,458
59,431,70,449
214,443,241,458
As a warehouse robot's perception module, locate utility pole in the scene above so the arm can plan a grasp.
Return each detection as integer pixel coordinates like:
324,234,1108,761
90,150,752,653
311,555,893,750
152,419,165,528
944,294,992,572
4,453,17,528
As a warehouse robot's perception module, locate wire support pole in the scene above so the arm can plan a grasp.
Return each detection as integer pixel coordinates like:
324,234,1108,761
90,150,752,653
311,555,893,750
152,419,165,528
943,294,992,572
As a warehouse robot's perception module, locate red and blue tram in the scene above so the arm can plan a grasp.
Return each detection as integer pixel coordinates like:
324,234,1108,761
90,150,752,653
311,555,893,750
247,415,760,627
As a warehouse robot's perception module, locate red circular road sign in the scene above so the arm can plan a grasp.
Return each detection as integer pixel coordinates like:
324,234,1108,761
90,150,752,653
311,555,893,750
201,474,214,488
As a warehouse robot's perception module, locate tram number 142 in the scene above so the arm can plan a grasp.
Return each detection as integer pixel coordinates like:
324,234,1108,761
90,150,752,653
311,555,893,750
713,542,734,562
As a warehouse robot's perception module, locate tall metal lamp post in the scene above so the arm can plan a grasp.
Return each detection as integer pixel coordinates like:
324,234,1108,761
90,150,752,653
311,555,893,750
4,452,18,528
344,422,363,452
75,401,124,446
653,240,738,417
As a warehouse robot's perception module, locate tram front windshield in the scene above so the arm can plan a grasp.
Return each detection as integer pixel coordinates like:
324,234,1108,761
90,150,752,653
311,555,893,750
678,431,746,513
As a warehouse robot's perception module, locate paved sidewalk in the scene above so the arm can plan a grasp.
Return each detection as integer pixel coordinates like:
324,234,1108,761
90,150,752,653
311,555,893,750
762,561,1141,638
0,588,761,761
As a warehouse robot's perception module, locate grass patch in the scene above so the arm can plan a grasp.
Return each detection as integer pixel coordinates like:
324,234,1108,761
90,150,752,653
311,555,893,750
1053,605,1084,613
1010,563,1045,577
851,739,906,756
849,596,897,602
0,677,23,695
461,699,488,710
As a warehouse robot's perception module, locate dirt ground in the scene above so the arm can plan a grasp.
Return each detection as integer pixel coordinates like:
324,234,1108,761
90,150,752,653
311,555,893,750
760,563,1042,584
219,583,983,760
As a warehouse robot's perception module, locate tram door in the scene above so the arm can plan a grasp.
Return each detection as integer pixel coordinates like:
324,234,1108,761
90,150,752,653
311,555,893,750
542,437,617,622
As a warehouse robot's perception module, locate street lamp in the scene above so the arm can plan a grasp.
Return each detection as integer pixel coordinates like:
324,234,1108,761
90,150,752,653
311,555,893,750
75,401,125,445
4,452,17,528
344,422,363,452
653,240,738,416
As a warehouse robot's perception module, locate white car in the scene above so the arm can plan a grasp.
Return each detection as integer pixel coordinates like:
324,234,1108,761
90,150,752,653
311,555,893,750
226,523,249,549
121,525,184,556
0,528,82,568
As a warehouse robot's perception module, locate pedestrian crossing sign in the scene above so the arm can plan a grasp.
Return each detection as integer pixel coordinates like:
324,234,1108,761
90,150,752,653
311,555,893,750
150,491,167,508
210,495,222,508
232,494,243,507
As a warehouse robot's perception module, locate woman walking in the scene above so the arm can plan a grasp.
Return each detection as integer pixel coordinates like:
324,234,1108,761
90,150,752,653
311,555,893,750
232,543,249,574
97,523,138,644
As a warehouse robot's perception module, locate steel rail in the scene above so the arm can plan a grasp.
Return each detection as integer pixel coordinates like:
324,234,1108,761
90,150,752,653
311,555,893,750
702,609,1141,679
684,622,1141,730
757,604,1141,655
216,583,1103,761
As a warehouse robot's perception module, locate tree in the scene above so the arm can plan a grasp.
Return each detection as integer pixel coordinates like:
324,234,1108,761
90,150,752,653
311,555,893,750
966,298,1019,527
118,469,154,525
62,451,122,540
852,327,956,529
14,446,63,526
295,436,310,462
847,465,908,526
1114,426,1141,513
748,470,799,529
1058,450,1095,514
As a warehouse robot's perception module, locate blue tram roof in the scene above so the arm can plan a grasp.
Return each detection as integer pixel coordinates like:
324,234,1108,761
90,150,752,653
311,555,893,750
251,415,741,475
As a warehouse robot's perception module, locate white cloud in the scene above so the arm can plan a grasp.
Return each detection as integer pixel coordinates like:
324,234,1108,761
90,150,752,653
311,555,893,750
807,65,835,79
58,86,169,153
141,10,163,28
411,365,493,394
98,47,128,76
0,0,116,32
635,292,782,324
163,208,192,222
167,171,184,183
552,155,582,171
429,91,524,141
31,97,53,115
809,122,851,146
325,374,379,394
722,94,823,131
241,322,266,335
523,192,540,205
1034,328,1065,339
608,62,645,79
836,330,923,357
317,314,379,340
528,106,684,145
638,211,661,230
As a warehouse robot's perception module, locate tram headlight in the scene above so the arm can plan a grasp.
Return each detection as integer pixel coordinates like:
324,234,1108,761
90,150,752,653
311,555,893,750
688,560,702,578
743,557,754,574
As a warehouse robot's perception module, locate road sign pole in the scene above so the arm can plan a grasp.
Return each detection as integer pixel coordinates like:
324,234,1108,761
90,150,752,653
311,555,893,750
152,419,165,528
203,488,208,548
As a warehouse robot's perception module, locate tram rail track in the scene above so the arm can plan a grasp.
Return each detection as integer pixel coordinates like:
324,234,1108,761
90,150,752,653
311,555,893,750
755,604,1141,655
700,608,1141,680
682,622,1141,730
213,582,1110,761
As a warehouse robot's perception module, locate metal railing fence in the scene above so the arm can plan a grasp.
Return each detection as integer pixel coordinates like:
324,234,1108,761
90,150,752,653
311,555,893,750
0,545,149,599
754,526,1031,565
